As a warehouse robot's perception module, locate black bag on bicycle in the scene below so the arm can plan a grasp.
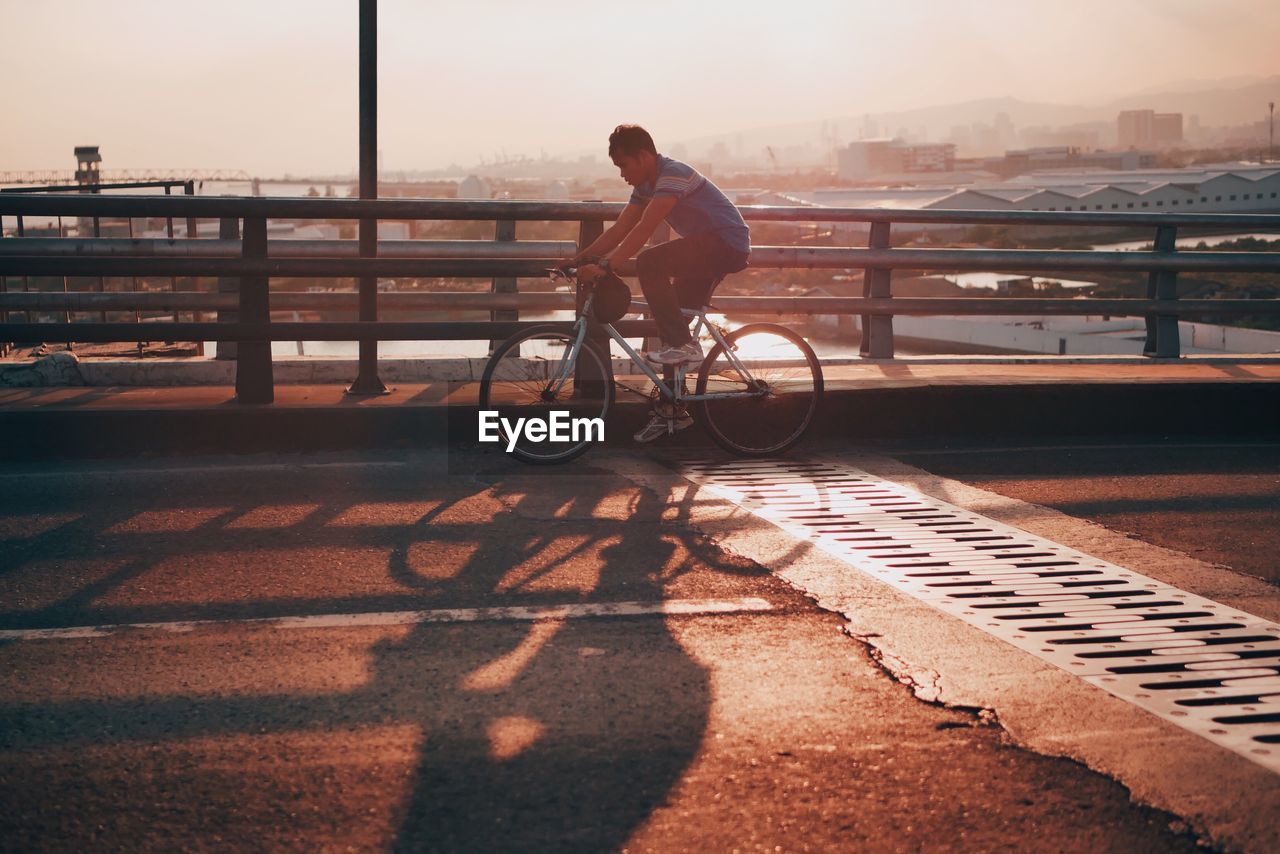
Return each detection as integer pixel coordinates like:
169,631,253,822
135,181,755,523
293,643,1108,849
590,272,632,324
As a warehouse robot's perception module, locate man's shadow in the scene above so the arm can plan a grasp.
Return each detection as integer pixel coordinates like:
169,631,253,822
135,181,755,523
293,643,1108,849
383,457,712,850
0,451,748,851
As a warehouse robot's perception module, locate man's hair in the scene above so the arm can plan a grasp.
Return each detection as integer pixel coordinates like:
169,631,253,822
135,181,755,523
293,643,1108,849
608,125,658,158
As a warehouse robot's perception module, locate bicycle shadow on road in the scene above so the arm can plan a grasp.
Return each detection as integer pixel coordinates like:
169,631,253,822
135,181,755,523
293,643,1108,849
0,451,774,850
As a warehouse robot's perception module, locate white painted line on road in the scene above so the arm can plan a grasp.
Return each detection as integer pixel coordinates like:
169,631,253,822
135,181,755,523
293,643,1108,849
0,460,413,482
0,597,775,641
886,441,1280,456
677,457,1280,775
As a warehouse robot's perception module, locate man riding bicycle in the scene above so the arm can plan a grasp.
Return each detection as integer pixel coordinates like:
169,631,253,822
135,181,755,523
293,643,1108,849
569,124,751,443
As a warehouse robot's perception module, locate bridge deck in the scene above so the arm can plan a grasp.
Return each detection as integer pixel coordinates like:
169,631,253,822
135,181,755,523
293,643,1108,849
2,361,1277,460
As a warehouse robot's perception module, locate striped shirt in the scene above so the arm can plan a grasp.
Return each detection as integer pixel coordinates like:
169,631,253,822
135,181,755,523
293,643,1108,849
628,155,750,254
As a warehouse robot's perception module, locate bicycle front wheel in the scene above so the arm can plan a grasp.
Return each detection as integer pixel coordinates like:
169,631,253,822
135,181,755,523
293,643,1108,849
479,325,614,464
696,323,823,456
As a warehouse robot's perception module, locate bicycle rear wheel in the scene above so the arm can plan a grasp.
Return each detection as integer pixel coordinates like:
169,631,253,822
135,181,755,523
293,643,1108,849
479,325,614,464
695,323,823,456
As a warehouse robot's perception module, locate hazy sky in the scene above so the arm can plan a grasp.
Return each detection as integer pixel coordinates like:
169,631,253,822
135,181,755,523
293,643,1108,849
2,0,1278,175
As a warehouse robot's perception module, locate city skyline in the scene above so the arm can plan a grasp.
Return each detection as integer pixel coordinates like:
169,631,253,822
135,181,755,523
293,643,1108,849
2,0,1279,175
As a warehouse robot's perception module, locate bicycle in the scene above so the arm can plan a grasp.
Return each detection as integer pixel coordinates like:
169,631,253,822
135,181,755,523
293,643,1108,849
478,266,823,464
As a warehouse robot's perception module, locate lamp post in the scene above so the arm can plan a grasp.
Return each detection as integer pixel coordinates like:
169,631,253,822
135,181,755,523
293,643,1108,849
348,0,389,395
1269,101,1275,164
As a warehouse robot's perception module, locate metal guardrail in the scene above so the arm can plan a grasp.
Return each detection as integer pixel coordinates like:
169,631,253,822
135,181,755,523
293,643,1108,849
0,181,199,345
2,194,1279,403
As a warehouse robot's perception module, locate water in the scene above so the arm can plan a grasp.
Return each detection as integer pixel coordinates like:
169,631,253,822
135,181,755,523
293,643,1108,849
1091,232,1280,251
937,272,1095,290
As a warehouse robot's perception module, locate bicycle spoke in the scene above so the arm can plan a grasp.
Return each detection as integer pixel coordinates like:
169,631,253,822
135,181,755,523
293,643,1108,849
479,327,614,464
697,325,823,456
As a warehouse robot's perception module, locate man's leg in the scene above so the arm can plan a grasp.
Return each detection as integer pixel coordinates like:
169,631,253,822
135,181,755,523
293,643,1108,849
636,238,716,346
674,275,717,314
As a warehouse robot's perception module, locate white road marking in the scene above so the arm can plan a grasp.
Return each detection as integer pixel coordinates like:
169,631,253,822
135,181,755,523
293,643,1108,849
0,460,412,482
0,597,774,641
886,441,1280,456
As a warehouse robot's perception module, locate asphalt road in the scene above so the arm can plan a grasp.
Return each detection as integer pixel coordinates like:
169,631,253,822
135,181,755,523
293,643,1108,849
0,446,1250,851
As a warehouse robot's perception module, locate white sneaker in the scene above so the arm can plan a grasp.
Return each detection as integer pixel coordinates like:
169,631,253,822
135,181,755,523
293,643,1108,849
633,411,694,443
645,341,704,366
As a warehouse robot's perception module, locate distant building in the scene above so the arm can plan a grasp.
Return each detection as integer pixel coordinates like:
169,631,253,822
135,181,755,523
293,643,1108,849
1021,126,1101,151
74,146,102,187
1118,111,1153,148
994,147,1156,177
931,165,1280,214
457,175,492,199
837,139,900,180
74,146,103,234
1118,110,1183,148
1153,112,1184,146
837,139,956,180
773,164,1280,240
901,143,956,173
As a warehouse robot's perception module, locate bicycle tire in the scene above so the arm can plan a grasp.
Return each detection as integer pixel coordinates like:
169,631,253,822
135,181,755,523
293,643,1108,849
478,325,614,464
695,323,823,457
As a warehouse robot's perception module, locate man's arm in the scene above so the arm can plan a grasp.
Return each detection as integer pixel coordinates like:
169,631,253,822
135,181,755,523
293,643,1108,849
574,203,644,261
604,195,677,268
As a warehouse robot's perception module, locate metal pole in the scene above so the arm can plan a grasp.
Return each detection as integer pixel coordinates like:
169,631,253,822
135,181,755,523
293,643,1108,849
489,219,517,353
184,181,201,355
184,181,197,241
127,214,143,353
860,221,894,358
236,216,273,403
165,185,179,325
0,214,7,356
1270,102,1275,164
1145,225,1180,358
17,216,30,328
59,215,71,350
347,0,388,394
574,216,608,396
15,215,45,354
216,217,240,360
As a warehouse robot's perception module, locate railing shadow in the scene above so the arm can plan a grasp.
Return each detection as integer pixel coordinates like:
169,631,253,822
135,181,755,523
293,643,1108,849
0,450,784,849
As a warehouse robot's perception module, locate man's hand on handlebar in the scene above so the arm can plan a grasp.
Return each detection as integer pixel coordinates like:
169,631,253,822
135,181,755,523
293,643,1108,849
555,255,607,283
576,262,606,283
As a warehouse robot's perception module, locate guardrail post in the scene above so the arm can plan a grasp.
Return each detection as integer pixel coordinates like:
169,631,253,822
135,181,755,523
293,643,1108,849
1145,225,1180,358
183,180,197,241
489,218,517,353
92,193,106,325
346,212,388,394
184,183,201,355
236,216,273,404
16,216,31,330
575,215,609,395
216,217,239,360
0,215,8,356
860,221,895,358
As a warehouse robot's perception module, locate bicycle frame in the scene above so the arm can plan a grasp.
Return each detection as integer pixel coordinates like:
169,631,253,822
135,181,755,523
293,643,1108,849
548,290,764,404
